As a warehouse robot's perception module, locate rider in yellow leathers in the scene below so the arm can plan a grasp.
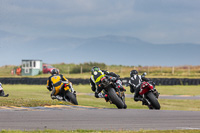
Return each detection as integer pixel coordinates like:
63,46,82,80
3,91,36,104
47,69,75,100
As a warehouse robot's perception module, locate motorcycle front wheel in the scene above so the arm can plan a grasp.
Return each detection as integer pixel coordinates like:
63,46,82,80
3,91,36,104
107,88,125,109
146,92,160,110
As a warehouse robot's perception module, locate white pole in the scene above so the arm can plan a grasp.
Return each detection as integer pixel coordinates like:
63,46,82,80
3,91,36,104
172,66,174,75
188,66,190,75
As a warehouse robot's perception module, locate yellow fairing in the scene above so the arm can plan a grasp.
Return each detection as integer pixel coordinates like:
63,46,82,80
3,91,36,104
54,84,62,95
64,83,70,91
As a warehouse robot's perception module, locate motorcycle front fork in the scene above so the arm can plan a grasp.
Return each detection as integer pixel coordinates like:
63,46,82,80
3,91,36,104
142,97,151,105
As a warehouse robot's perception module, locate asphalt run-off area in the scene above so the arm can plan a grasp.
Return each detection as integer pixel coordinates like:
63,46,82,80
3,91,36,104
0,104,200,131
0,94,200,131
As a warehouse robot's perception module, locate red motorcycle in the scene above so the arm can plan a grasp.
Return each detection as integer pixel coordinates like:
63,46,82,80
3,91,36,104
139,81,160,110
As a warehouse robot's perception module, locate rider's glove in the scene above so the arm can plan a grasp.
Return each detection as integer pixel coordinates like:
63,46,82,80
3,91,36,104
47,87,52,91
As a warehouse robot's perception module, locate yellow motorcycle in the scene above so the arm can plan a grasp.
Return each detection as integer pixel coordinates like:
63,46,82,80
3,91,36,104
54,81,78,105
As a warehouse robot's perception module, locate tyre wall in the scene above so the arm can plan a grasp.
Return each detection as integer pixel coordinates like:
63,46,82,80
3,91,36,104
122,78,200,86
0,78,199,85
0,78,90,85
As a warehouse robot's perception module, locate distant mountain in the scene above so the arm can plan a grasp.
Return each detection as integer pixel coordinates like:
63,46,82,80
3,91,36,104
0,35,200,66
71,35,200,66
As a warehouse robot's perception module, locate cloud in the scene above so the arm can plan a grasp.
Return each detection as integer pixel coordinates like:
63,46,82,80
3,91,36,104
0,0,200,44
0,0,135,37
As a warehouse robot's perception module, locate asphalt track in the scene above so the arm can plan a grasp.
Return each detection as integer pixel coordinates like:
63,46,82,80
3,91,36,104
0,105,200,131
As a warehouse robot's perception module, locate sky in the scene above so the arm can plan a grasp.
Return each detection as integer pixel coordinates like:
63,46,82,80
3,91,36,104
0,0,200,66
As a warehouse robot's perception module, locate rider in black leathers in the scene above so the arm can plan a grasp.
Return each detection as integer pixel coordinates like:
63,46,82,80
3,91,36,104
129,70,149,101
90,66,122,98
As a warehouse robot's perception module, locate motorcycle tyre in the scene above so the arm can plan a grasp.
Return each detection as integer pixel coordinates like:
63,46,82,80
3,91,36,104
108,88,125,109
65,91,78,105
122,93,127,109
147,92,160,110
124,103,127,109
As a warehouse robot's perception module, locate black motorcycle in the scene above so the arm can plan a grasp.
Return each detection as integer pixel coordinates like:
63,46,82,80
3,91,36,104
99,76,127,109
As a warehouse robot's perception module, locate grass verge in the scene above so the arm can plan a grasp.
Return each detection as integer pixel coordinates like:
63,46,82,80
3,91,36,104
0,85,200,111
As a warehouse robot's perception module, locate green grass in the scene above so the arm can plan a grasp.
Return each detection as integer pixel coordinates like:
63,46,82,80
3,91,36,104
75,84,200,96
0,129,200,133
156,85,200,96
0,85,69,107
0,85,200,111
76,95,200,111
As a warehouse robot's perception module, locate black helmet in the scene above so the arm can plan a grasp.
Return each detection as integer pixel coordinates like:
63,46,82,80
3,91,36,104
51,69,59,75
130,70,138,77
91,66,100,74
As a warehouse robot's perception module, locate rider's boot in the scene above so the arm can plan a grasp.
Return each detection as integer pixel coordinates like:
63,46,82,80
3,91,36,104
55,95,63,100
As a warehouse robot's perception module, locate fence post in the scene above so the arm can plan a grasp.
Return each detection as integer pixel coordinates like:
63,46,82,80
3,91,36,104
188,66,190,75
172,66,174,75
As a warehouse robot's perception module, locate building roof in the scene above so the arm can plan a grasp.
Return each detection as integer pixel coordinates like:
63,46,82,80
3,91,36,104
22,59,42,61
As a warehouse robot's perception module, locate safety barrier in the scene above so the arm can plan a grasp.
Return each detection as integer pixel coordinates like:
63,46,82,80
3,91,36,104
122,78,200,86
0,78,200,85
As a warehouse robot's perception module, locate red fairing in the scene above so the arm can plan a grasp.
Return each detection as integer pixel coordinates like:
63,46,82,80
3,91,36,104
139,82,153,95
149,84,153,89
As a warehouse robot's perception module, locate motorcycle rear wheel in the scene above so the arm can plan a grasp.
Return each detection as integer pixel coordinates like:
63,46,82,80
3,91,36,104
108,88,125,109
146,92,160,110
65,91,78,105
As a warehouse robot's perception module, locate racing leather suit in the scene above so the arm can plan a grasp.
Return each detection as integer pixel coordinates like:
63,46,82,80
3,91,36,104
90,70,120,98
129,75,149,101
47,74,75,98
